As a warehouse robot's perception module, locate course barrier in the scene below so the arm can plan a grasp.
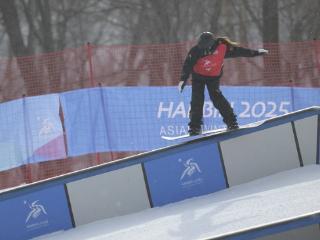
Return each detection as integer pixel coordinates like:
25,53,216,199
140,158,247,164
0,107,319,239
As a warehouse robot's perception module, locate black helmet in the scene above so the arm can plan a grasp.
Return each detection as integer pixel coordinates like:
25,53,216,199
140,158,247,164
197,32,215,49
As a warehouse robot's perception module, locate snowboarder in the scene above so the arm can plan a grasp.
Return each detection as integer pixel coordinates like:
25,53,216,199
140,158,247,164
179,32,268,135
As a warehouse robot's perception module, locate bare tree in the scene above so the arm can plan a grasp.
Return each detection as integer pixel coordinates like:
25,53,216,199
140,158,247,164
0,0,31,57
262,0,279,43
262,0,281,84
279,0,320,41
0,0,41,96
0,0,114,96
1,0,319,95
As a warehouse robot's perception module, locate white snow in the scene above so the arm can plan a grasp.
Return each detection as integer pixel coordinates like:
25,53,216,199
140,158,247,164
37,164,320,240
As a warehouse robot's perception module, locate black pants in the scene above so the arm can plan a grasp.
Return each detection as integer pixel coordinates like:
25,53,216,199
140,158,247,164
188,78,237,129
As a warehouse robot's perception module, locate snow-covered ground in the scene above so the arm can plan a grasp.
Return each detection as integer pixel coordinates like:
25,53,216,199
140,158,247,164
37,164,320,240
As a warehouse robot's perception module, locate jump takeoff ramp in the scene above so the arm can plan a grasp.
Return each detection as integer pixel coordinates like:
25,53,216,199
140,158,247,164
0,107,319,240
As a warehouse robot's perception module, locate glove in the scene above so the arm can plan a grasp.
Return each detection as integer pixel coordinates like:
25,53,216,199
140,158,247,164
257,48,269,55
178,81,186,93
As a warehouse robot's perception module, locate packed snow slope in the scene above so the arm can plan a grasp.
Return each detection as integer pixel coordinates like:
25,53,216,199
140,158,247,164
38,164,320,240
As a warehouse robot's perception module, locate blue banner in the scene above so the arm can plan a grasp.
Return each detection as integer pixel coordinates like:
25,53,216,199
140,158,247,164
0,98,24,170
0,95,65,171
23,95,66,163
60,88,111,156
292,87,320,110
0,185,73,240
60,86,319,155
143,140,227,206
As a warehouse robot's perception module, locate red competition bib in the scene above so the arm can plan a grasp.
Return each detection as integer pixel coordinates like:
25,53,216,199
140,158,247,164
193,44,227,77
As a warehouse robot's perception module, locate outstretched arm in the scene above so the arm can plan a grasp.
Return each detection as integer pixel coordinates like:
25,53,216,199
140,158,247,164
225,46,268,58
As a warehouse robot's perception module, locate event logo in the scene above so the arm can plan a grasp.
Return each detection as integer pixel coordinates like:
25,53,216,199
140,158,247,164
24,200,49,230
38,117,55,136
203,59,214,72
158,101,225,136
157,100,291,137
179,158,203,188
157,101,224,119
180,158,201,180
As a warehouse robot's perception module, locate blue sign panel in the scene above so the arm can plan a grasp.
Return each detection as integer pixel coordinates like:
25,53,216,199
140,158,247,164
0,185,73,240
60,88,111,156
143,140,227,206
292,87,320,110
0,98,24,170
24,94,66,164
60,86,320,154
0,94,65,171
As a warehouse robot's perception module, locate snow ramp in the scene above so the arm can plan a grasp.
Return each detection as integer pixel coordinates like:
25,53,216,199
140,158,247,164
0,106,319,240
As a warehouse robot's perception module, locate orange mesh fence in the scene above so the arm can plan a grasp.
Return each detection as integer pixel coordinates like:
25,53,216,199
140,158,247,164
90,41,320,87
0,46,91,102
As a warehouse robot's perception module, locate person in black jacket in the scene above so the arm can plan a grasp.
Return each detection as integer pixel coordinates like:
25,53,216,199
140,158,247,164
179,32,268,135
